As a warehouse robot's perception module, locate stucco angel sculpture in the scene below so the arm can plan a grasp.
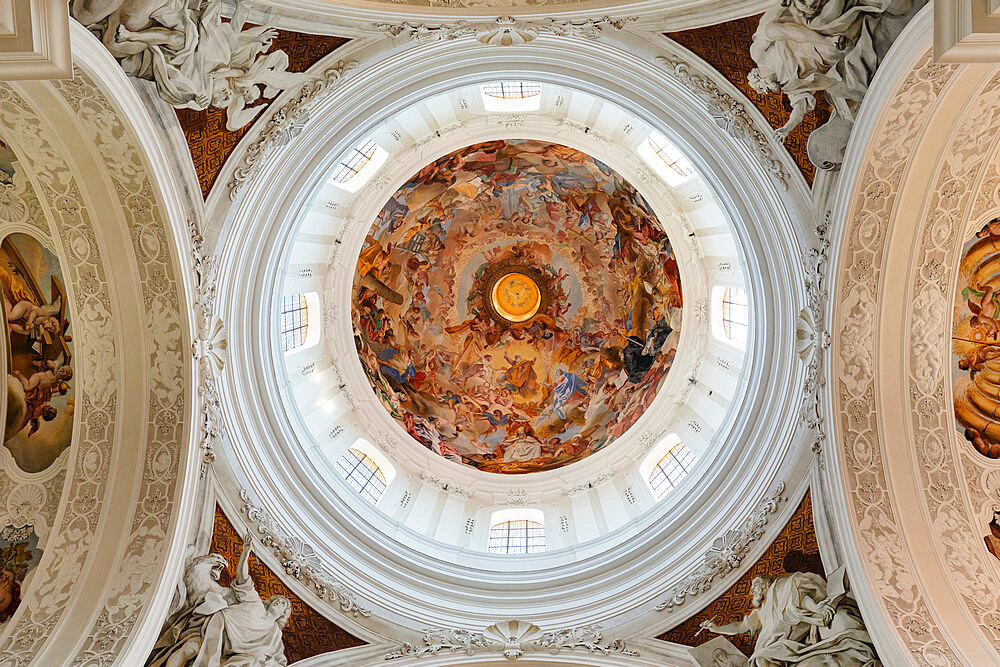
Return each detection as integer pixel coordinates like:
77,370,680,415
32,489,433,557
146,532,291,667
748,0,924,169
71,0,310,130
698,567,881,666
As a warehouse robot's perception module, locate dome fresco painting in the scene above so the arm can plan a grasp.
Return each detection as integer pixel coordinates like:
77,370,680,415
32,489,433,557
352,139,683,474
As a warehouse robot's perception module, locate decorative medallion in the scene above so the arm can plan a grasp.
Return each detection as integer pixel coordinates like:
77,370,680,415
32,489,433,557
488,268,543,324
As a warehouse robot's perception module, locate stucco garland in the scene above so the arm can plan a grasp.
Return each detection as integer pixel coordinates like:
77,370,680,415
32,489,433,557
833,51,963,664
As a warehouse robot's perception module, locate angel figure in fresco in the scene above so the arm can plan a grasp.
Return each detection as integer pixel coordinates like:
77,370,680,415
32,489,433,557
966,284,1000,340
958,345,1000,379
550,368,587,420
0,540,34,623
499,354,540,399
6,297,61,339
482,408,509,435
14,359,72,394
977,217,1000,239
554,435,589,459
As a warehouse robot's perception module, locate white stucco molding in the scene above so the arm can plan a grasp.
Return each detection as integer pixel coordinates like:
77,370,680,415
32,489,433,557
235,0,770,39
0,0,71,80
934,0,1000,62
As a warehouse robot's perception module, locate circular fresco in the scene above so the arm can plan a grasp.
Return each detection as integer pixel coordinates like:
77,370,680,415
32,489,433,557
352,140,683,473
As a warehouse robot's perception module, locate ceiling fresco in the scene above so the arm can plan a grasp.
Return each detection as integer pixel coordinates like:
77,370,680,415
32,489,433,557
953,218,1000,458
352,139,683,474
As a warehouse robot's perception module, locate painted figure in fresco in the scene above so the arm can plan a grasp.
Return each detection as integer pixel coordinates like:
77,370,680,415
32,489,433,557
483,409,508,433
358,235,403,305
504,424,543,462
6,298,61,338
967,284,1000,340
1,236,75,473
500,354,539,399
550,368,587,420
623,319,673,383
352,140,684,473
958,345,1000,379
954,222,1000,460
14,359,72,393
0,567,19,623
0,541,32,624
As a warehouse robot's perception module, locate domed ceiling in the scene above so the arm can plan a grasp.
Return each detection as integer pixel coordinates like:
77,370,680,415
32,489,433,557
352,139,683,473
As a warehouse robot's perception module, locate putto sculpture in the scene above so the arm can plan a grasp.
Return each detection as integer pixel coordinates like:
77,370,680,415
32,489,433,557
697,566,881,666
748,0,925,170
146,533,291,666
71,0,311,130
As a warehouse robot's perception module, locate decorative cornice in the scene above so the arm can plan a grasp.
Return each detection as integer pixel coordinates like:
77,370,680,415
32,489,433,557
504,487,528,505
559,117,611,143
228,60,358,199
240,489,371,617
414,120,466,156
655,481,786,610
385,620,637,660
376,16,637,46
419,470,474,498
564,471,613,496
638,429,666,453
655,56,789,190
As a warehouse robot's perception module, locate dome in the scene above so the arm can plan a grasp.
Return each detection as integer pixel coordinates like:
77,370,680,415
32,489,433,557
352,139,683,474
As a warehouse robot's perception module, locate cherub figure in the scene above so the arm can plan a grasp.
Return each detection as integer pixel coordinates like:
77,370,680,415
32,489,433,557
14,360,72,393
6,299,60,337
968,284,999,340
978,217,1000,239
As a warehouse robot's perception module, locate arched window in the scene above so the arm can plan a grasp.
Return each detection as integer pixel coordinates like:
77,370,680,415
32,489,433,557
335,447,387,505
480,81,542,112
648,443,697,500
721,286,748,347
281,292,321,355
280,294,309,351
330,137,378,184
711,285,748,349
329,137,387,192
487,508,546,554
640,132,695,187
481,81,542,100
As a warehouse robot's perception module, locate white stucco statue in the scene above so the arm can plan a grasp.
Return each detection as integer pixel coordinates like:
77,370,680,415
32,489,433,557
748,0,925,169
71,0,311,130
147,533,292,667
698,567,881,666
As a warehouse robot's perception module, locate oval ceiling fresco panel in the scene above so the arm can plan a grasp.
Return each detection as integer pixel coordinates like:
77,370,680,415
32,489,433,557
352,139,683,473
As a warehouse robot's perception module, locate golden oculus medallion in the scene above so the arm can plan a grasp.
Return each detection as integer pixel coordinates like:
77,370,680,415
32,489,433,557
491,272,542,323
